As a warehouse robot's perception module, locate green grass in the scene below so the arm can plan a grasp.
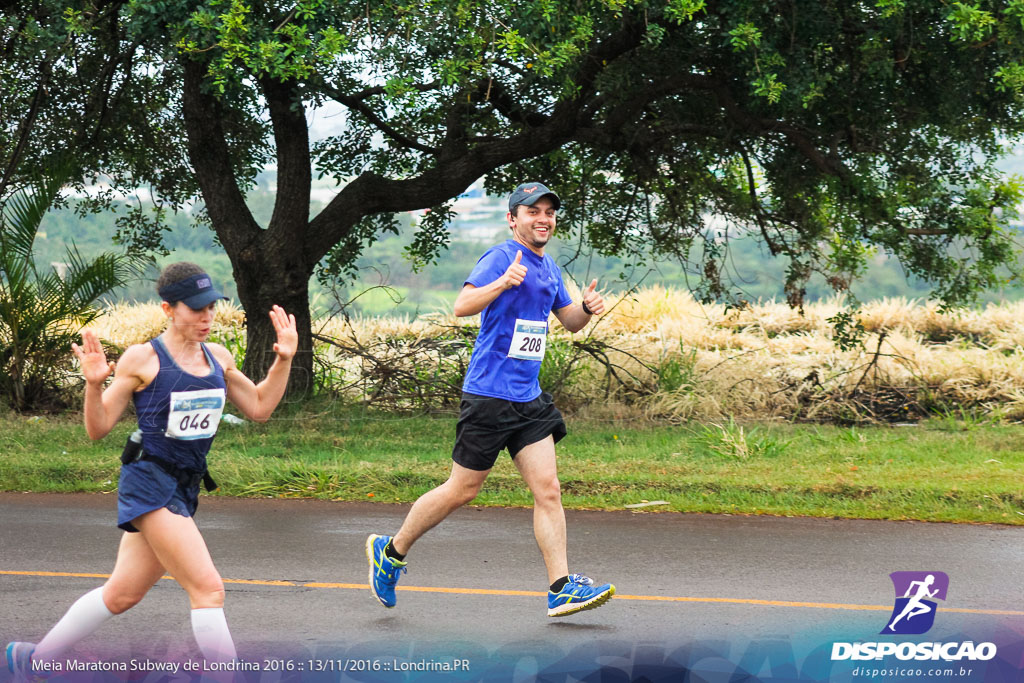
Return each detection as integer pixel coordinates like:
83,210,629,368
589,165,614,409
1,403,1022,524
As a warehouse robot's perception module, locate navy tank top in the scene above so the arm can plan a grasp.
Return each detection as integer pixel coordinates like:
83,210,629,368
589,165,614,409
133,336,227,472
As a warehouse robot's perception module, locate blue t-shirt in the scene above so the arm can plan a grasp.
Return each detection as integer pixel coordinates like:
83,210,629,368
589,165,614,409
461,240,573,401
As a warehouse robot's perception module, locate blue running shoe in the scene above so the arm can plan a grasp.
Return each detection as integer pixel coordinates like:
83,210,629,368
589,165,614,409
547,574,615,617
6,642,36,681
366,534,407,608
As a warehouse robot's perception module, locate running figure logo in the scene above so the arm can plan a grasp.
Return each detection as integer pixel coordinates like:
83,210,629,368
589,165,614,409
881,571,949,635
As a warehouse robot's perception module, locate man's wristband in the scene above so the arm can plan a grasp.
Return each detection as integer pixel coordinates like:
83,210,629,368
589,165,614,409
582,300,593,315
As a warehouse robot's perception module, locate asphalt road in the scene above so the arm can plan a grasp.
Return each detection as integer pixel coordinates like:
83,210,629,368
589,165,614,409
1,492,1023,682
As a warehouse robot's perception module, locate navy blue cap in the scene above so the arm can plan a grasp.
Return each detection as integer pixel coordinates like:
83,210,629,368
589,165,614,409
508,182,561,212
158,273,228,310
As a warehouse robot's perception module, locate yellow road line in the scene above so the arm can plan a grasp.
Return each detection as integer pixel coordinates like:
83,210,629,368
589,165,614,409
0,571,303,586
1,571,112,579
3,570,1022,617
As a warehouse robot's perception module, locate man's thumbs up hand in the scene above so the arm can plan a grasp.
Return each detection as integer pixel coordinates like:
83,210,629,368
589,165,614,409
582,279,604,316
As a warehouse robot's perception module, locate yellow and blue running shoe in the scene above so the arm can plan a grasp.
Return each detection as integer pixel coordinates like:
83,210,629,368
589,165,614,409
6,642,37,682
366,534,407,608
547,574,615,617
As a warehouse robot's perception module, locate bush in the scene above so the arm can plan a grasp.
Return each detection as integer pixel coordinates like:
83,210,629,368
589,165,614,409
91,290,1024,424
0,165,144,410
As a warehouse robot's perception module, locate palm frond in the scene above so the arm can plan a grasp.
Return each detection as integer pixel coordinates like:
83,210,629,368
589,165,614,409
0,157,144,409
0,160,73,265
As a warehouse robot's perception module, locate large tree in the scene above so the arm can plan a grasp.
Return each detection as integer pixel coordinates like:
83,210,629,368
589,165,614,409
8,0,1024,391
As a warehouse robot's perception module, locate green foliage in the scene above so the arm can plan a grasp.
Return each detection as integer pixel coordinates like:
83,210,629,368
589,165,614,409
995,63,1024,92
316,212,402,287
405,204,456,273
827,310,868,352
499,0,1024,311
538,337,582,399
311,347,346,395
1,0,202,226
875,0,905,19
175,0,351,92
664,0,705,24
0,163,145,410
656,343,697,393
946,2,997,42
728,22,761,51
692,418,790,460
752,73,786,104
11,0,1024,382
925,405,996,432
207,326,246,368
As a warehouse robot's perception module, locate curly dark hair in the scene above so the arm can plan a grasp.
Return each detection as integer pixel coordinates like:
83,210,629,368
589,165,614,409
156,262,205,301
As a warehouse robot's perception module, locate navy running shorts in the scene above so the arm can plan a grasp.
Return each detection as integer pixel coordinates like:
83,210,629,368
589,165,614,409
451,391,567,471
117,460,199,532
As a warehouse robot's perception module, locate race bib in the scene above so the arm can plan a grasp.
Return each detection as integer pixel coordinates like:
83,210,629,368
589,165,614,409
508,318,548,361
165,388,226,441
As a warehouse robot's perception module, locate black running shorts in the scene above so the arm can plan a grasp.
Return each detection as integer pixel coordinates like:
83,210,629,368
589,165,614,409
451,391,568,471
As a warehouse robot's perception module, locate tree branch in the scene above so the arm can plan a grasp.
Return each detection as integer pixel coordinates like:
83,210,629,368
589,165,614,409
324,84,439,154
0,66,48,198
478,78,550,128
904,228,950,236
181,59,261,255
344,80,441,102
666,72,854,180
261,76,311,238
305,14,649,268
740,144,782,256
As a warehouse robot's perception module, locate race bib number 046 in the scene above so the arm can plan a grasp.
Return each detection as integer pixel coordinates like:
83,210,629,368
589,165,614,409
508,318,548,361
165,388,226,441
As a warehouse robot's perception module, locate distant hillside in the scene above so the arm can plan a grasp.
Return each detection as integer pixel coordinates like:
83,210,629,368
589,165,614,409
35,175,1024,315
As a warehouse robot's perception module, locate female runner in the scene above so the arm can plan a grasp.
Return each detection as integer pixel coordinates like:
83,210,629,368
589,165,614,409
6,262,297,673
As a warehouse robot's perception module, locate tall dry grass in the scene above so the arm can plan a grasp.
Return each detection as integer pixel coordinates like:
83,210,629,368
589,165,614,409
90,291,1024,422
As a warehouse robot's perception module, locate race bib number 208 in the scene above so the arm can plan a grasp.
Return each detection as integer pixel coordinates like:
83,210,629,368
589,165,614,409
165,388,226,440
508,318,548,361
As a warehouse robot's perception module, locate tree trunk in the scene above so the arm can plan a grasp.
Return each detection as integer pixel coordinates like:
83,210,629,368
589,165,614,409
183,61,316,397
232,246,315,398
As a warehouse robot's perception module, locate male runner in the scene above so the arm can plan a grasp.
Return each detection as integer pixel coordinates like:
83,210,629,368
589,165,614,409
366,181,615,617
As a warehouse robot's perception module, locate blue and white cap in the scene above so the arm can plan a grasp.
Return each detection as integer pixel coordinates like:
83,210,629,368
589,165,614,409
157,273,228,310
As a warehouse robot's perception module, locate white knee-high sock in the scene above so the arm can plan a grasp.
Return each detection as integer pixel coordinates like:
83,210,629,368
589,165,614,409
33,587,114,663
190,608,237,662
